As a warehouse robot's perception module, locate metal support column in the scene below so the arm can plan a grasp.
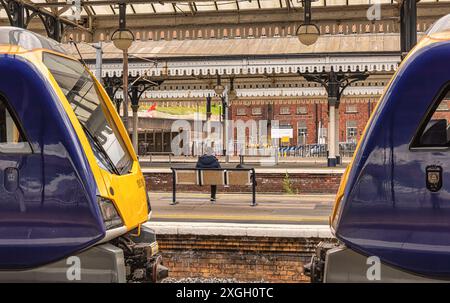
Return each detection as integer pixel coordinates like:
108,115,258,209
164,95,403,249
130,86,139,153
122,50,129,130
335,106,341,165
222,93,229,161
94,42,103,84
400,0,418,58
328,103,337,167
301,70,368,167
118,2,129,130
206,95,212,121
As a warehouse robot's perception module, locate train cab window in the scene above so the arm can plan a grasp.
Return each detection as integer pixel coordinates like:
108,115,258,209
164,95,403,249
413,90,450,148
42,53,133,175
0,96,31,153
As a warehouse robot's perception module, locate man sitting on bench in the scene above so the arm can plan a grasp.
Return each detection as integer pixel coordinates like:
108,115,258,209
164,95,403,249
196,147,221,202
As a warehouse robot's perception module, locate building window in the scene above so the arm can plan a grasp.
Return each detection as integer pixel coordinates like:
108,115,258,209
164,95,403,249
252,107,262,115
437,100,449,111
236,107,246,116
280,106,290,115
296,106,307,115
297,121,307,145
346,105,358,113
346,121,358,143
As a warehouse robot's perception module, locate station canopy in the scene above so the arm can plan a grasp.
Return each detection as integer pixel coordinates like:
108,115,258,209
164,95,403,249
0,0,447,19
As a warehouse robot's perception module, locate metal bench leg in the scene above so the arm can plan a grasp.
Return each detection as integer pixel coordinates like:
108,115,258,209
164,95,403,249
170,170,177,205
251,170,257,206
210,185,217,203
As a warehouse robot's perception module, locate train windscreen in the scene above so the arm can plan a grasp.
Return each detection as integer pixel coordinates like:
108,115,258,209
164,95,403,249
0,27,66,54
43,52,133,175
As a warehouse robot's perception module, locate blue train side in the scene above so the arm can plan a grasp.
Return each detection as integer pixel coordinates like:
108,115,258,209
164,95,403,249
0,54,104,269
308,14,450,282
336,39,450,277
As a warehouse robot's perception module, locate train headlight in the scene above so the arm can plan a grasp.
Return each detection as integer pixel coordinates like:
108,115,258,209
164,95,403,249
98,197,123,229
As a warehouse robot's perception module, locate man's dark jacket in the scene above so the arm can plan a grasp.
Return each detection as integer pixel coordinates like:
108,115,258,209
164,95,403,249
196,155,221,169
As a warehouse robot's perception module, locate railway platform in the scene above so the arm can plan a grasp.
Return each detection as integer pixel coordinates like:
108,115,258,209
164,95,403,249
149,192,334,225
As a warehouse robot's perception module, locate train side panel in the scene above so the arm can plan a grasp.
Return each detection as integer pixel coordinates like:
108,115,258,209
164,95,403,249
335,41,450,278
0,54,104,269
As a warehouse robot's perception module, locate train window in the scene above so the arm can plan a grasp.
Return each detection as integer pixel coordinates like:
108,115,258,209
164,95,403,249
0,96,31,154
413,89,450,148
0,27,66,54
42,52,133,175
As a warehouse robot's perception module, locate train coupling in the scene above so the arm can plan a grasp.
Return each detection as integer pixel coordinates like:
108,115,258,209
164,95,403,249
116,225,169,283
304,241,337,283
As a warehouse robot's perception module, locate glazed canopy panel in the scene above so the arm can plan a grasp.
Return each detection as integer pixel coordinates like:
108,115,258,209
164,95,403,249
0,0,445,19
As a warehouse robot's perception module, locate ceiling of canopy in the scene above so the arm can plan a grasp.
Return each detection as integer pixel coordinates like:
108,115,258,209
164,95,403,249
0,0,448,35
1,0,444,19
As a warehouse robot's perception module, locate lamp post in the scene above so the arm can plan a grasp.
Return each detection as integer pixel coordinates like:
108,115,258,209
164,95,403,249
93,42,102,84
214,75,228,161
130,85,140,152
111,2,134,138
296,0,320,46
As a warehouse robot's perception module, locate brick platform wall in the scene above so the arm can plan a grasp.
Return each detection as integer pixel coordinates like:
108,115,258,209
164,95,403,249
158,234,326,283
145,172,341,194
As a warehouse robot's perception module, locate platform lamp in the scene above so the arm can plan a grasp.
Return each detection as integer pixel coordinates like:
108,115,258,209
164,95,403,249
111,2,135,134
214,74,225,96
296,0,320,46
228,77,237,101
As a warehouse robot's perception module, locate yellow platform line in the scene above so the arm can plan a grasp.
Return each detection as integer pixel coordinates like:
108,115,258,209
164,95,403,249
152,213,329,222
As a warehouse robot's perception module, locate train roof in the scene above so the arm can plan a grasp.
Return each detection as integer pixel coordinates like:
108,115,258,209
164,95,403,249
0,26,66,55
411,14,450,55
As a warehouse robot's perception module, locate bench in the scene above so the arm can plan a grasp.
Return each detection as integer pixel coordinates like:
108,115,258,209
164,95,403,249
170,167,257,206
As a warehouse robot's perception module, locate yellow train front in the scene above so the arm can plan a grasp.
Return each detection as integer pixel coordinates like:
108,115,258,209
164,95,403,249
0,27,167,282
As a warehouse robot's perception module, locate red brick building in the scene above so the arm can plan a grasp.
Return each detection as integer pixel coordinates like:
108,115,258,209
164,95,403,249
230,97,378,147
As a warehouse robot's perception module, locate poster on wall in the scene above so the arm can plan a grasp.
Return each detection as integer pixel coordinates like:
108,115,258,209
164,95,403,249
271,128,293,139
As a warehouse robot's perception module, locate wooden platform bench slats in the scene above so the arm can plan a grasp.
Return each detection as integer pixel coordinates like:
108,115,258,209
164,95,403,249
170,168,257,206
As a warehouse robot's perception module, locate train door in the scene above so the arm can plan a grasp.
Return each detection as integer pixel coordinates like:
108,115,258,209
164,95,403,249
0,94,41,214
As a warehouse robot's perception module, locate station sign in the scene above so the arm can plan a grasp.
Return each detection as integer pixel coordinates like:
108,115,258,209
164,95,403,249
271,128,293,139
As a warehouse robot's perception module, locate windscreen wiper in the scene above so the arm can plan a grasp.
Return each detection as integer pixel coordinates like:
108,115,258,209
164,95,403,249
81,124,120,175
